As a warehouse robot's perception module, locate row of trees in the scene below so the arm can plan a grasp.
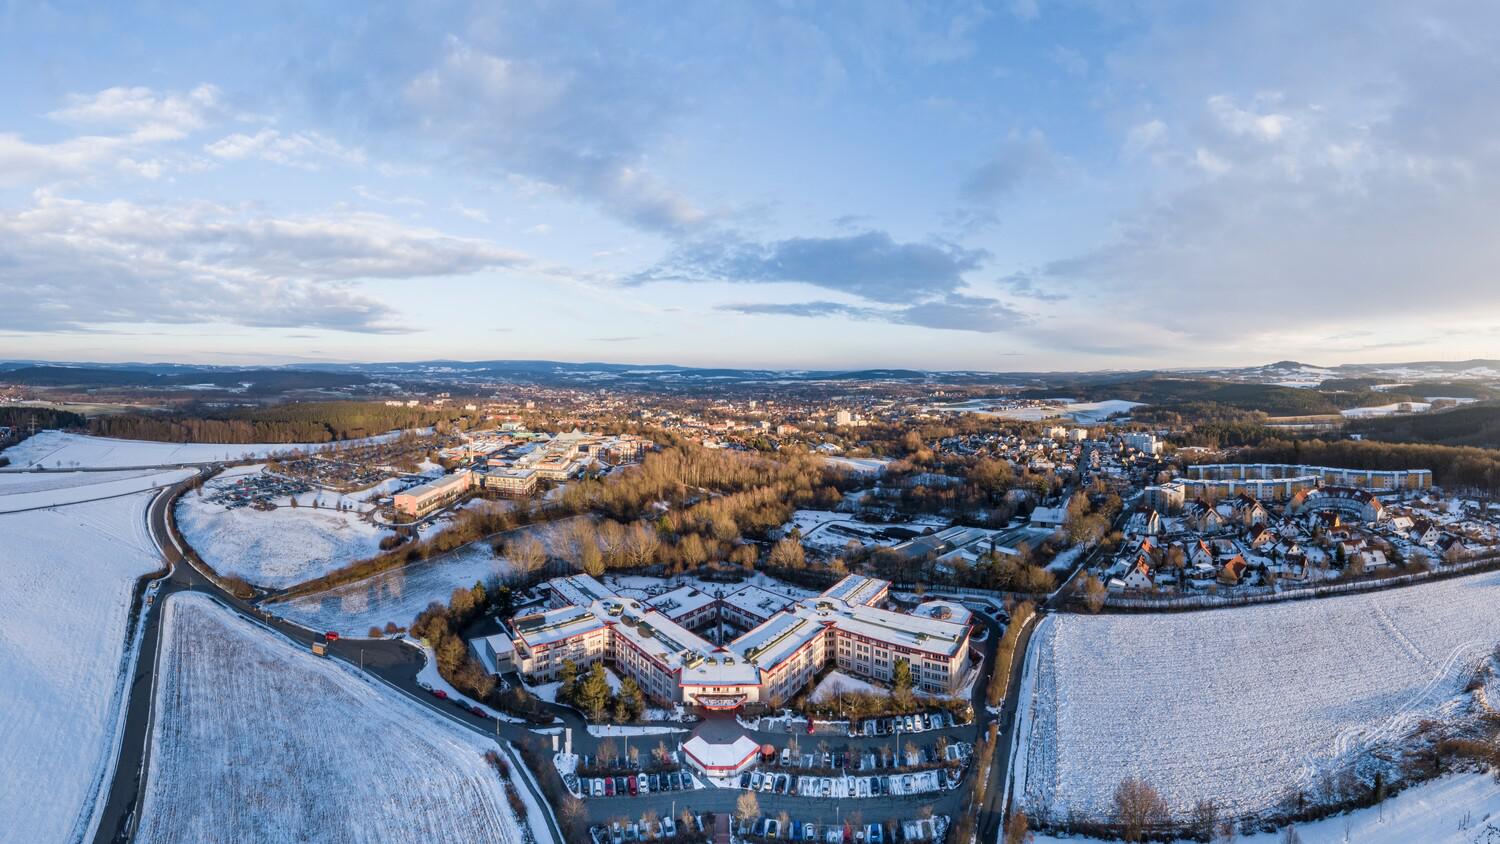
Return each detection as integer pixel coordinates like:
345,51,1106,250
88,400,477,444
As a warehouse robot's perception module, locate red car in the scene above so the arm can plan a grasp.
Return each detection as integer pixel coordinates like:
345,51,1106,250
807,719,816,735
470,705,488,718
627,777,638,796
431,689,448,700
324,631,340,642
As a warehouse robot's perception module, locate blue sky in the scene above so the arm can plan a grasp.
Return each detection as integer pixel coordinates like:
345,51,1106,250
3,1,1499,371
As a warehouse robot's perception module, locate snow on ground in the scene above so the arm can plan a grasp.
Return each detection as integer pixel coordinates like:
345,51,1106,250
1019,571,1500,824
1,429,409,469
822,456,892,475
1044,544,1087,574
1342,402,1433,417
0,468,185,512
176,478,390,589
586,725,687,737
812,670,885,701
787,508,948,553
271,540,511,635
926,399,1142,423
0,475,186,842
270,518,580,635
1031,773,1500,844
136,592,523,844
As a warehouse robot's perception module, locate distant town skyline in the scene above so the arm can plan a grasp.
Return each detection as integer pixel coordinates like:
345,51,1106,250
4,2,1499,370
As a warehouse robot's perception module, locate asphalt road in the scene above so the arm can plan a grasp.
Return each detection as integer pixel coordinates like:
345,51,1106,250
90,466,1043,844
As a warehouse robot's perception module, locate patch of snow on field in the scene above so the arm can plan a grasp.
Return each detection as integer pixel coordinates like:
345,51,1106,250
821,456,892,475
812,670,885,701
1020,570,1500,824
0,468,186,512
176,482,390,589
136,593,523,844
268,516,583,635
0,485,177,842
271,540,512,635
2,429,408,469
1032,772,1500,844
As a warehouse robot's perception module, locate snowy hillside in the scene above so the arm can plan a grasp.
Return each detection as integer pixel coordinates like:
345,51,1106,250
1018,570,1500,824
0,472,188,842
1,429,405,469
0,468,185,512
269,518,582,635
136,593,524,844
176,475,390,589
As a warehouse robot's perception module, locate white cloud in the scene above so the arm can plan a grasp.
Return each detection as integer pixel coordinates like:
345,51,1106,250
0,195,530,332
1123,119,1167,155
205,129,365,169
48,84,222,139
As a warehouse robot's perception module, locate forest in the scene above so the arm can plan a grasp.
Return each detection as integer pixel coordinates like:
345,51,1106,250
1348,402,1500,449
1237,437,1500,492
87,401,477,444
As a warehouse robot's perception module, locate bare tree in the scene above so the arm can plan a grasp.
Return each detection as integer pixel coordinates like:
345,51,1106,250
735,790,760,825
1113,777,1168,843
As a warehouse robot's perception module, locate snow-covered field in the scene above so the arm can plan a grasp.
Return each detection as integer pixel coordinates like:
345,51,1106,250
0,468,184,512
0,472,188,842
136,592,523,844
1031,772,1500,844
176,473,390,589
1019,570,1500,824
926,399,1142,423
822,456,892,475
2,429,406,469
786,508,948,553
270,516,593,635
271,540,511,634
812,670,885,701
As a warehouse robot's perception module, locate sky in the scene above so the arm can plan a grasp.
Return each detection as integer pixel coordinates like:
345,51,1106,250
2,0,1499,372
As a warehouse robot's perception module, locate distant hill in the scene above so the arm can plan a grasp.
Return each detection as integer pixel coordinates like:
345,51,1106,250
0,366,367,392
1349,402,1500,448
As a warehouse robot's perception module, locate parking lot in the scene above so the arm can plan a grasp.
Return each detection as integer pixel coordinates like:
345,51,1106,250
590,810,950,844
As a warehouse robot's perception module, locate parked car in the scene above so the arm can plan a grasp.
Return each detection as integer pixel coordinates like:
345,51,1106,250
867,824,883,844
324,631,340,642
740,772,752,789
638,773,649,794
766,820,781,839
430,689,448,700
750,771,763,790
470,705,488,718
605,778,615,797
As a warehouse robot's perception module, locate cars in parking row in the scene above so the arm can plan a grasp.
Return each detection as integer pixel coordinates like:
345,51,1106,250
736,767,959,798
854,710,963,737
574,770,697,799
416,681,492,719
590,814,690,844
739,813,950,843
774,742,972,773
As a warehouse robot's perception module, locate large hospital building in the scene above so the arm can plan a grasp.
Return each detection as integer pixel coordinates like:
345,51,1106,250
505,573,974,709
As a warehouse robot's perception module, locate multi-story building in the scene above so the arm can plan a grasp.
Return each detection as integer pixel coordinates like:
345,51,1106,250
1183,464,1431,497
392,470,473,517
477,466,538,498
504,573,972,709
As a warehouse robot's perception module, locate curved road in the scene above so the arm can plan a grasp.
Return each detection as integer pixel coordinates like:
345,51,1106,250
94,468,564,844
92,466,1047,844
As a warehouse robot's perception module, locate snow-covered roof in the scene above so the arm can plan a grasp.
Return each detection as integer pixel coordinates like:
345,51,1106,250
647,585,719,621
682,734,760,771
720,584,792,621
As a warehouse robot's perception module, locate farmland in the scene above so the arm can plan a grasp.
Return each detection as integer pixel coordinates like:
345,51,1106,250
0,470,189,842
135,592,524,844
1017,569,1500,825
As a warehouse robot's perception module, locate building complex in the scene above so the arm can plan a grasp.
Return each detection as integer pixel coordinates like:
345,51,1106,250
505,573,974,709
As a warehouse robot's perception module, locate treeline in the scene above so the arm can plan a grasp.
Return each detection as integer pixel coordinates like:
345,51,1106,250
0,406,87,431
1350,402,1500,449
88,401,474,444
1237,438,1500,491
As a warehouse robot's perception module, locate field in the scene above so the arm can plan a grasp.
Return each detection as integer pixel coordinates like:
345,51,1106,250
0,470,189,842
0,468,185,513
175,470,390,589
1,429,403,469
135,592,524,844
1031,771,1500,844
1017,569,1500,824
